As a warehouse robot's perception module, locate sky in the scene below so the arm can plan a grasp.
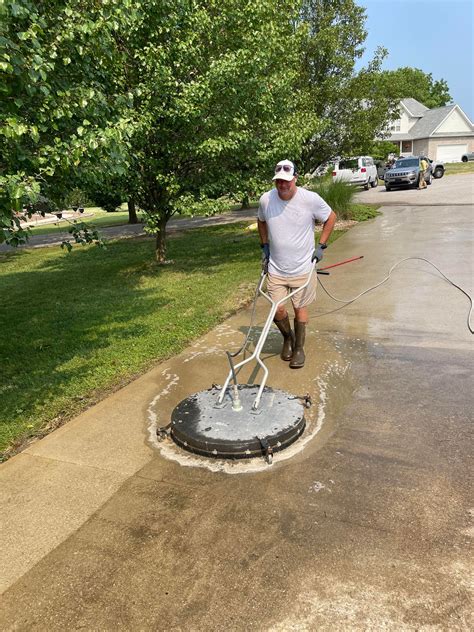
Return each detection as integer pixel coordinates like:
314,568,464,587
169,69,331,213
356,0,474,120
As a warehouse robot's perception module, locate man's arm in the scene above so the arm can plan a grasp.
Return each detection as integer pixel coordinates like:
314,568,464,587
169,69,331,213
318,210,337,245
258,219,268,245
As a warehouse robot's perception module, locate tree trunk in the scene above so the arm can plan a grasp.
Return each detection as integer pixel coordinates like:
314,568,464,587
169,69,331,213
155,215,168,263
127,197,138,224
240,192,250,209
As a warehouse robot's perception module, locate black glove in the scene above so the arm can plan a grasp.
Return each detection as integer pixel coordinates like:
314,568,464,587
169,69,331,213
312,243,325,263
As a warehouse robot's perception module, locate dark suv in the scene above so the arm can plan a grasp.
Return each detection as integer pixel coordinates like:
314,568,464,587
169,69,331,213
384,156,432,191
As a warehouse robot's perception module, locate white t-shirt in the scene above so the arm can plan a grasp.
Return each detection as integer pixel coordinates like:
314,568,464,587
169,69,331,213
258,187,332,276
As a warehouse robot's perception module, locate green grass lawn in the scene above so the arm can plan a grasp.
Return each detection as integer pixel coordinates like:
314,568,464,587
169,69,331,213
0,222,346,458
349,203,380,222
444,161,474,176
28,207,136,236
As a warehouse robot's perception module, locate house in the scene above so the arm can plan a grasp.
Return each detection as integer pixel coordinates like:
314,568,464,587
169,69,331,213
385,98,474,162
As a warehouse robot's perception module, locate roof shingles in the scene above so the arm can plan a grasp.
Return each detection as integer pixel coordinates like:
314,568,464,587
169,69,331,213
409,105,456,138
387,101,474,141
401,98,429,117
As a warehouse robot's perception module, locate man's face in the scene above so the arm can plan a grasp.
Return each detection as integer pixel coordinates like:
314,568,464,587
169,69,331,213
275,176,297,200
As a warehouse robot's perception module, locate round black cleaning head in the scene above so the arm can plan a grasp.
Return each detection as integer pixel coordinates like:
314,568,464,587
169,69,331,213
170,384,305,459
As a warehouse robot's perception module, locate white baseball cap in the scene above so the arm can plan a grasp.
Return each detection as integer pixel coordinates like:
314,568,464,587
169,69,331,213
272,159,297,181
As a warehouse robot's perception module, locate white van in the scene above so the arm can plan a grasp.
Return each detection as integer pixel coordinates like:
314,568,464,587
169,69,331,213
332,156,378,189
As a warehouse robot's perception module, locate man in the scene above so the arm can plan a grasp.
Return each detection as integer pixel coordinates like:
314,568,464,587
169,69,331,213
419,157,429,189
258,159,337,368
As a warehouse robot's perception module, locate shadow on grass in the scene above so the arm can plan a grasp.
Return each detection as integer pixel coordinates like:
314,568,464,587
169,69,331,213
0,223,260,453
0,248,32,264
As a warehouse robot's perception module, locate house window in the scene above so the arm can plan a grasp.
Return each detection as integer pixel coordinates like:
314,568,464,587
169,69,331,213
402,140,413,153
390,119,401,132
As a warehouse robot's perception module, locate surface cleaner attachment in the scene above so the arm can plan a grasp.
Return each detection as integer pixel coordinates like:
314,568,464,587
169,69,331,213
167,260,322,463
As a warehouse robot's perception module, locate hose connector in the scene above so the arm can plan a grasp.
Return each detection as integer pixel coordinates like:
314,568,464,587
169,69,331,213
231,384,243,412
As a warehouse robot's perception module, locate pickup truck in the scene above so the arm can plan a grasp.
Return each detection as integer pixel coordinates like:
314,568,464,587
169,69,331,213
427,158,444,178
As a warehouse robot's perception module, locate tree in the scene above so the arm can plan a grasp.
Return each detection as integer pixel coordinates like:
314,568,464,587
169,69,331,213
332,53,403,159
379,67,452,110
367,140,399,162
2,1,314,256
296,0,400,170
0,0,132,247
107,0,311,262
88,173,139,223
4,0,407,258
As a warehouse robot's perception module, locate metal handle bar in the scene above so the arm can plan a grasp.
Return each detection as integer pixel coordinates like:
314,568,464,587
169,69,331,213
217,259,318,411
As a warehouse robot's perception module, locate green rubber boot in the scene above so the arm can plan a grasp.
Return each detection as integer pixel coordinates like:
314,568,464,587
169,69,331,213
273,315,295,361
289,320,306,369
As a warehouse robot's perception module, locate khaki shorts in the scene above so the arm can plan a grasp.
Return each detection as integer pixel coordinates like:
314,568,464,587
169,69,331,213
266,271,317,309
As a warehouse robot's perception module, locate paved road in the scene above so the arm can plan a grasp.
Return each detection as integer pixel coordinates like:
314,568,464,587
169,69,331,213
0,207,259,252
1,173,472,253
1,177,473,629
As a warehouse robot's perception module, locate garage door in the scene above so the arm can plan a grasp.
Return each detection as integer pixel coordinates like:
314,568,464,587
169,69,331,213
436,144,468,163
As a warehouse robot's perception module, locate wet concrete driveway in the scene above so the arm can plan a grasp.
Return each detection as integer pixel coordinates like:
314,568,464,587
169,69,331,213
1,200,473,629
354,171,473,206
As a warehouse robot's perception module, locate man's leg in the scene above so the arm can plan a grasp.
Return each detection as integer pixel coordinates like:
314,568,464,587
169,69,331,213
268,276,294,361
289,306,308,368
274,305,288,321
270,272,315,367
274,308,294,361
289,270,317,369
294,306,308,322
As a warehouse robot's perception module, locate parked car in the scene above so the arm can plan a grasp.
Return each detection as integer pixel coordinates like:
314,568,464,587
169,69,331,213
375,158,398,180
461,151,474,162
376,160,388,180
377,155,443,182
332,156,378,190
384,156,432,190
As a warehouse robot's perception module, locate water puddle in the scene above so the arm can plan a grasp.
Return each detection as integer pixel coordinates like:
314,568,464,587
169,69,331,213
146,331,363,474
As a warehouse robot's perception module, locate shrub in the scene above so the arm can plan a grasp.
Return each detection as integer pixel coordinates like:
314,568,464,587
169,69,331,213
348,204,380,222
308,179,356,220
63,188,95,209
24,194,58,216
92,189,123,212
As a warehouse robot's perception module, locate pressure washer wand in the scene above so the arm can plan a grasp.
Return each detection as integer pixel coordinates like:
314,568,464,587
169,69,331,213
318,255,364,271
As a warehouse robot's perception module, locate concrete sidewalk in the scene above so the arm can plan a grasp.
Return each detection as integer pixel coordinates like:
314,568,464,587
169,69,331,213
1,203,473,629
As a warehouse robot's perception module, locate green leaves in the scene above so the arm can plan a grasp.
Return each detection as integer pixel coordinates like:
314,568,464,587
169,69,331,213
0,173,41,243
87,0,307,259
378,67,452,110
61,222,106,251
1,0,134,247
2,0,434,258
